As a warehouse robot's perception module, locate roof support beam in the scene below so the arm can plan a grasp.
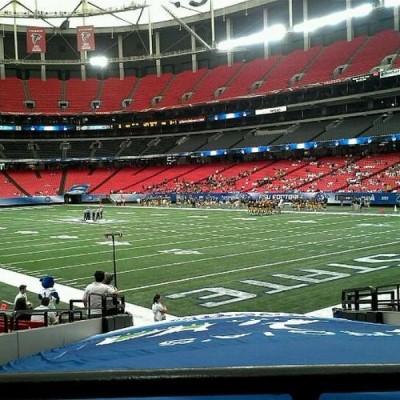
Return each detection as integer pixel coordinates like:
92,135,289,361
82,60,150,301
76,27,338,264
161,3,213,51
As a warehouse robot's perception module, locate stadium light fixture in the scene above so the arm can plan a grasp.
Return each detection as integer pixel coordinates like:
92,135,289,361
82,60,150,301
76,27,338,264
384,0,400,7
89,56,108,68
216,24,286,51
293,3,373,33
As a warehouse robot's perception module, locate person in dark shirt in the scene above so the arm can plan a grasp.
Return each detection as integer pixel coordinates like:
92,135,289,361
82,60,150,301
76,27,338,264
14,297,31,321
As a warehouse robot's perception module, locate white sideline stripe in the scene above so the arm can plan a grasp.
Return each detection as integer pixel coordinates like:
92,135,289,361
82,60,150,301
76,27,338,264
0,267,166,327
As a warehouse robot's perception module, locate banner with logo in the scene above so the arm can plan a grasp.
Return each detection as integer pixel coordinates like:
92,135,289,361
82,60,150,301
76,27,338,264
26,27,46,53
76,25,95,52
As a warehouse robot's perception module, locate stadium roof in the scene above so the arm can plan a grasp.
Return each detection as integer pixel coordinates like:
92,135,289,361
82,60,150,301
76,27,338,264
0,0,255,29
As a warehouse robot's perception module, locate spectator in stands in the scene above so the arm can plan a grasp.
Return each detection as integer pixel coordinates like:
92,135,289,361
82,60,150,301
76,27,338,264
152,294,167,322
14,284,31,308
83,270,119,318
14,297,31,321
31,297,58,326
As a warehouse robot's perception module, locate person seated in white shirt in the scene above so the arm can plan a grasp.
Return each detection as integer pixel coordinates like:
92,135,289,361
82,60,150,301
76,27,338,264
31,297,58,325
83,270,119,318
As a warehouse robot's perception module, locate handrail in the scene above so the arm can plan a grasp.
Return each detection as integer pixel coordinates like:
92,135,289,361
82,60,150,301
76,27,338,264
2,365,400,399
0,312,10,333
341,284,400,312
341,285,376,310
70,294,126,318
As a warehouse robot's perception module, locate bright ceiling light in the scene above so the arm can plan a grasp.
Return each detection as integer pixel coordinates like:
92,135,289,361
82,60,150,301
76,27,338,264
293,3,373,33
217,24,286,51
89,56,108,68
384,0,400,7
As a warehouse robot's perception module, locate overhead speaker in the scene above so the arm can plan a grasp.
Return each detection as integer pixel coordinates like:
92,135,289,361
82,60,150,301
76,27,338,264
122,98,132,108
58,100,69,110
60,20,70,30
91,100,101,109
189,0,207,6
24,100,35,109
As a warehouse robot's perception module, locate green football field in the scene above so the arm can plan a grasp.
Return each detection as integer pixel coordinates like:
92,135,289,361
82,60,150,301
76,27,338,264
0,204,399,316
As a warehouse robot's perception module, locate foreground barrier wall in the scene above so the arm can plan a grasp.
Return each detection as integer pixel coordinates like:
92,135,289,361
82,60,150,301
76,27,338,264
0,318,102,366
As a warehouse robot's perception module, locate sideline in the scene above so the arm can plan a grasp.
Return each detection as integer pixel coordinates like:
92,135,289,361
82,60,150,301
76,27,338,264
0,267,164,327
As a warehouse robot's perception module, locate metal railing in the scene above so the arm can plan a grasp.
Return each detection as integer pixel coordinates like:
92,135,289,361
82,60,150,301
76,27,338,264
342,284,400,312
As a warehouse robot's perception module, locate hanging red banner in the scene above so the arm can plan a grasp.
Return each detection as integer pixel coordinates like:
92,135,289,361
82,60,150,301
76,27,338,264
77,25,95,52
26,27,46,53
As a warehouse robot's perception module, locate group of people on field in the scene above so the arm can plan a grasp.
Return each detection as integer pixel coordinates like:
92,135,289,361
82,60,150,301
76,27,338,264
10,272,168,326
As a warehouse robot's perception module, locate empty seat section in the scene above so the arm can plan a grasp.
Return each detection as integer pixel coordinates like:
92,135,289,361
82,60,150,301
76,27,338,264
272,122,327,145
38,141,64,159
300,36,367,86
100,76,136,112
65,78,100,113
7,169,62,196
169,134,212,153
233,129,286,148
27,78,62,114
6,170,36,195
64,168,115,193
197,131,246,151
253,45,322,94
360,113,400,137
315,116,375,142
93,140,124,158
155,69,208,108
0,78,26,113
35,170,63,195
218,56,280,100
338,29,400,79
120,165,172,193
127,73,173,111
0,171,27,197
91,166,144,194
185,62,243,105
140,136,179,156
2,141,39,159
67,141,96,158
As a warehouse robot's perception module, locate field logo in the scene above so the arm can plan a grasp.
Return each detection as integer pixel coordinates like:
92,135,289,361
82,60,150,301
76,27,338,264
159,249,201,255
167,253,399,308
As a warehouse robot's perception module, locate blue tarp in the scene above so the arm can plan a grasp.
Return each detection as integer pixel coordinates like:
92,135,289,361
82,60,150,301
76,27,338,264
2,312,400,373
2,312,400,399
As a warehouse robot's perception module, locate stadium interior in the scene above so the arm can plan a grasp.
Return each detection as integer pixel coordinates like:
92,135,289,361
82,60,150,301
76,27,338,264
2,0,400,399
